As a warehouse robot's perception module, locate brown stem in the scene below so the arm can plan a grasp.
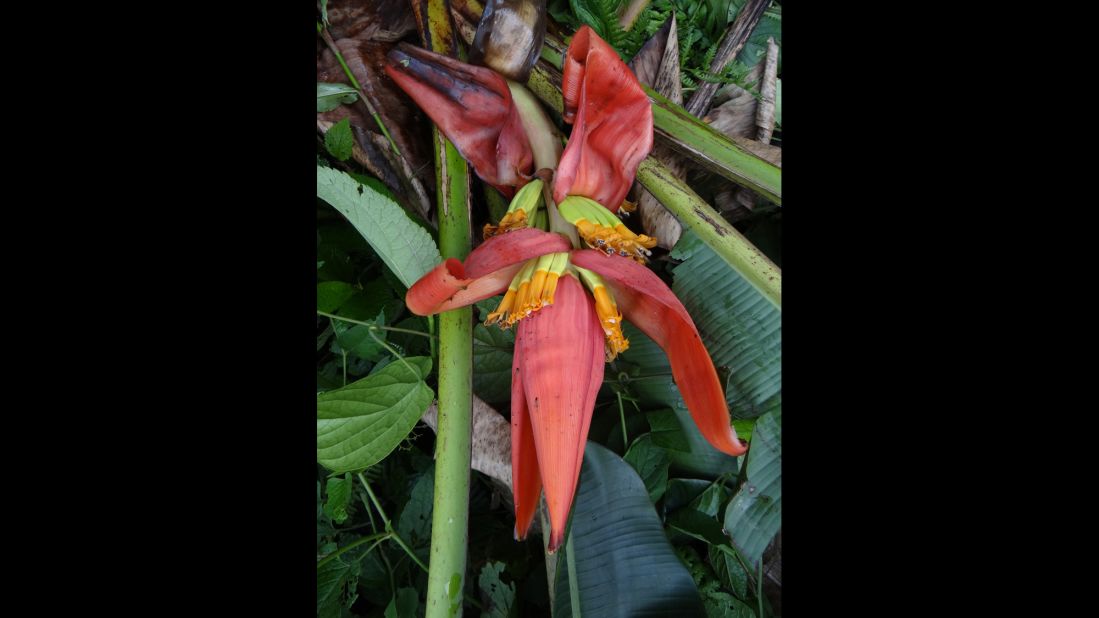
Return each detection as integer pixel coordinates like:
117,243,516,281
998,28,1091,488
684,0,769,117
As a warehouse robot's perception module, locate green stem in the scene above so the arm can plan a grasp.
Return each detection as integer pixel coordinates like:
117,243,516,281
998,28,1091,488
426,315,438,360
414,2,474,616
616,391,629,448
357,474,391,527
757,559,765,618
317,532,390,568
366,327,417,376
636,158,782,309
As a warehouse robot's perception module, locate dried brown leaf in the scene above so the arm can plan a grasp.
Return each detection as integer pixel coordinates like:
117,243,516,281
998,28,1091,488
324,0,416,42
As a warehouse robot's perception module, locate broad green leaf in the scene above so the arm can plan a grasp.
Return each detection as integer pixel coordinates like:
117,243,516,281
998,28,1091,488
325,117,354,161
664,478,712,513
318,558,354,618
645,406,737,479
317,166,442,289
384,587,420,618
317,322,333,353
702,590,755,618
317,281,357,313
624,433,671,502
338,279,398,322
646,408,691,452
318,82,359,112
317,356,434,473
397,471,434,549
555,442,706,618
723,408,781,568
331,311,387,362
323,473,352,524
669,231,781,420
709,545,750,600
478,561,516,618
666,483,731,546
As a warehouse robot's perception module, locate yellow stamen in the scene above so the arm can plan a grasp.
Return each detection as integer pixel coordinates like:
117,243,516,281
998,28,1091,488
482,208,528,239
485,288,517,325
486,253,573,329
618,198,637,214
524,253,557,314
591,285,630,360
573,265,630,361
558,196,657,263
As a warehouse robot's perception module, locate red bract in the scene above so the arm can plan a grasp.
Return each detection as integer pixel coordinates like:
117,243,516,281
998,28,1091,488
572,250,747,457
511,274,603,551
405,229,571,316
384,43,534,196
552,25,654,212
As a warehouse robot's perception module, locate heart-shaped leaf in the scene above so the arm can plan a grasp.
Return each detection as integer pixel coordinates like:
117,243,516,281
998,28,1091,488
317,356,433,473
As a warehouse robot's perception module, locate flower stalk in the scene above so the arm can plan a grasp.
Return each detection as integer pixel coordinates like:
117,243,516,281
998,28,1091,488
410,1,475,617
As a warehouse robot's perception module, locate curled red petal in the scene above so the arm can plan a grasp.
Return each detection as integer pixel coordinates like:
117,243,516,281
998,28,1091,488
515,275,604,552
464,228,572,278
384,43,533,193
405,259,472,316
571,250,748,457
552,26,653,212
511,347,542,541
404,229,572,316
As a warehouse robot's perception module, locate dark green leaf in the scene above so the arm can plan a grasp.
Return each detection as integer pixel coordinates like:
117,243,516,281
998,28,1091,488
323,473,353,524
702,590,755,618
397,471,434,548
318,82,359,112
668,506,727,546
317,166,442,289
332,311,388,362
663,478,712,513
472,323,514,405
384,587,420,618
478,561,516,618
325,117,354,161
317,356,434,473
339,279,397,321
624,433,671,502
647,408,691,452
667,481,731,545
709,545,749,600
645,406,737,479
318,281,358,313
555,442,706,618
317,558,353,617
723,408,780,568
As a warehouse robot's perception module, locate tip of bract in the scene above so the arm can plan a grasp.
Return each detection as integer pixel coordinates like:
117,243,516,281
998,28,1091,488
546,530,565,554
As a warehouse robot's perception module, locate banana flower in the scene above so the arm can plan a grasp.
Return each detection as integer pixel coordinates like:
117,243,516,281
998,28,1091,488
391,26,746,553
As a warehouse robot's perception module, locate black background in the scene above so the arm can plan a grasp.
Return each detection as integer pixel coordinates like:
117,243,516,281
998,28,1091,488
22,1,1039,614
